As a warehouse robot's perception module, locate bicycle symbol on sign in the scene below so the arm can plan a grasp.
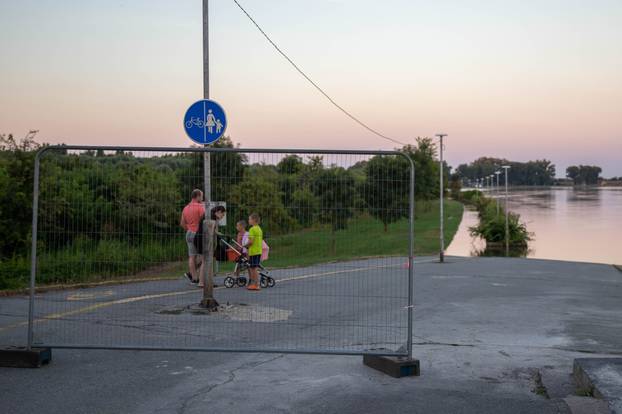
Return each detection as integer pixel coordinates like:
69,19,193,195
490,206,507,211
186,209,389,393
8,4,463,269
185,117,205,129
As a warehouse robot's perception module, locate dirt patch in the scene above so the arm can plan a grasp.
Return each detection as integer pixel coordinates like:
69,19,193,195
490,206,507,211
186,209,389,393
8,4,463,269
156,303,292,322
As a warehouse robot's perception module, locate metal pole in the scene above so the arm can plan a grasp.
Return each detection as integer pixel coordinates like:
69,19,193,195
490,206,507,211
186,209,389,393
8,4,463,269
203,0,211,203
495,172,500,216
27,152,41,350
503,166,510,256
201,0,214,307
407,158,415,359
436,134,447,263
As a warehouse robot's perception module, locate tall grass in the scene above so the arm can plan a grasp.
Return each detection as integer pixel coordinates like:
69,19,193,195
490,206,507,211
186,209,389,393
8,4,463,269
0,239,184,290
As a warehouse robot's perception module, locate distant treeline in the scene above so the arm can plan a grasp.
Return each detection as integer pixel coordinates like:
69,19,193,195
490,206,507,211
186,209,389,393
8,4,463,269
565,165,602,185
455,157,556,186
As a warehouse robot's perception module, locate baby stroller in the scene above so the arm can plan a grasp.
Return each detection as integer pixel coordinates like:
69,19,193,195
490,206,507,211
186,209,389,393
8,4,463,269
220,237,275,289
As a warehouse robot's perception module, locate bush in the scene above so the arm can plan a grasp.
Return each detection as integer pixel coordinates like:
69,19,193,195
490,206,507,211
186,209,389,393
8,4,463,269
0,238,185,289
468,200,531,246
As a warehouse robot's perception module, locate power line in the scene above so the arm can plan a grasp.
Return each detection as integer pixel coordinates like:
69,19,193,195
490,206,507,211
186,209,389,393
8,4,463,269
231,0,407,147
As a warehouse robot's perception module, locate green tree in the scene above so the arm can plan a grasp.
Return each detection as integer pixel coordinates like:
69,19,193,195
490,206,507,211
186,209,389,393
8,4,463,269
400,137,441,200
228,169,296,236
566,165,601,185
362,155,409,232
0,133,40,258
457,157,555,186
449,172,462,199
290,187,319,227
277,155,304,175
312,167,355,252
566,166,580,183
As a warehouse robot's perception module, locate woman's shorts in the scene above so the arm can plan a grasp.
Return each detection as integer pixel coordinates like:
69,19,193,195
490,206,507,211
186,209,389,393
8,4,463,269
186,231,199,256
248,254,261,268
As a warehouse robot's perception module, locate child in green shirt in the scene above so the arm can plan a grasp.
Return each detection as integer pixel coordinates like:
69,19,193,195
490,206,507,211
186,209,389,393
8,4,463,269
245,212,263,291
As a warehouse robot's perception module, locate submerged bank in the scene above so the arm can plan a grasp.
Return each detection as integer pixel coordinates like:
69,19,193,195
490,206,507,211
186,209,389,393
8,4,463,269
448,187,622,264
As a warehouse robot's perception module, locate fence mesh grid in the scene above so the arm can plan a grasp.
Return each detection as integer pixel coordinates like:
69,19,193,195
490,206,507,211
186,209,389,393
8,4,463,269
30,147,412,355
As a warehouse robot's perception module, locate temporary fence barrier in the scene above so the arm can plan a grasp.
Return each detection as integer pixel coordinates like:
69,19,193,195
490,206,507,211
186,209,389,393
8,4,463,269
26,146,414,357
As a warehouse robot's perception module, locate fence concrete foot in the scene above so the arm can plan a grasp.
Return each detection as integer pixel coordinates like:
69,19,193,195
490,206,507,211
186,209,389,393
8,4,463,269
363,354,420,378
0,346,52,368
199,298,219,311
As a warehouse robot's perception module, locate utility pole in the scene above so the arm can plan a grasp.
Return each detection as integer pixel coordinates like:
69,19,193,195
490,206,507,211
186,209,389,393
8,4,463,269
203,0,211,203
436,133,447,263
502,166,511,256
201,0,217,310
495,171,501,216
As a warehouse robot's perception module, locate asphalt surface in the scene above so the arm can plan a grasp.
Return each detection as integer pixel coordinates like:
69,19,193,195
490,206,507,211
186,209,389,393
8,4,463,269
1,256,621,414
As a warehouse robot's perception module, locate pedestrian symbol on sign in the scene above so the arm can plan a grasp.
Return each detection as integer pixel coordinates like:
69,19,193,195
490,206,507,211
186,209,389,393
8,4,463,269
183,99,227,145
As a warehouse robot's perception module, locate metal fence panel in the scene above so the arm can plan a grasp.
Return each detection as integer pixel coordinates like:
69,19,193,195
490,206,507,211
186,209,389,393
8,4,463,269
28,146,414,356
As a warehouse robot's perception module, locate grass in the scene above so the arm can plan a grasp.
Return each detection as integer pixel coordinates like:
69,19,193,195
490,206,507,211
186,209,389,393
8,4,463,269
0,200,463,291
266,200,462,269
0,239,185,291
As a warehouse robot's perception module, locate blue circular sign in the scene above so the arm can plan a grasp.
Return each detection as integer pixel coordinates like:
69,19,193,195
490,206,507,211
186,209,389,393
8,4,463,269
183,99,227,145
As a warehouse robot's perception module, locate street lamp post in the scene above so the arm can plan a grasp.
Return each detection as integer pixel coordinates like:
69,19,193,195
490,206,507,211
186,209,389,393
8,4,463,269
495,171,501,216
502,166,511,255
436,133,447,263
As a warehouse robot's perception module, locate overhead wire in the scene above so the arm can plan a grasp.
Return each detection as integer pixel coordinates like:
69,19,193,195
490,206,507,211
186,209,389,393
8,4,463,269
231,0,408,147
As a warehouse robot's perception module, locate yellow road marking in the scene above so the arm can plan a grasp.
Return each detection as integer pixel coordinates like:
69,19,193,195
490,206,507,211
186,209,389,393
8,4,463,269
0,260,422,333
0,289,198,333
67,290,115,301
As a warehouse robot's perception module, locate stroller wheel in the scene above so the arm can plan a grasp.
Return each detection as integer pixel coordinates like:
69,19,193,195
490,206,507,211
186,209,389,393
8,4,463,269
237,276,247,287
267,277,275,288
260,276,268,289
224,276,235,288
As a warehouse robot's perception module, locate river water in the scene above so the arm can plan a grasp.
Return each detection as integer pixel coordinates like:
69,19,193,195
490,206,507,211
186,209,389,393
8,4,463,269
446,187,622,264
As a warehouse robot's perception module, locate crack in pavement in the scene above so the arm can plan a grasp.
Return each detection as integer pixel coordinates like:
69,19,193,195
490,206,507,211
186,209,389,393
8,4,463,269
176,354,285,414
411,337,622,355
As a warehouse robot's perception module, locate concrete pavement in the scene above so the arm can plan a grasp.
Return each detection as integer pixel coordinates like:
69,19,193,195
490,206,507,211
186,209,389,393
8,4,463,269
1,256,621,413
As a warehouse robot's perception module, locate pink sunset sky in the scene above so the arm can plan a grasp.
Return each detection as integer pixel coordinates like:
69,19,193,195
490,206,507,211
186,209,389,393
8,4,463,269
1,0,621,176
